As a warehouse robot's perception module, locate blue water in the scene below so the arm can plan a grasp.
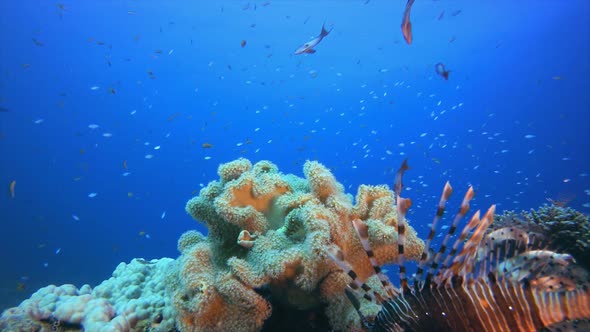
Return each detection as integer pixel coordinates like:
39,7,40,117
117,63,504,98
0,0,588,311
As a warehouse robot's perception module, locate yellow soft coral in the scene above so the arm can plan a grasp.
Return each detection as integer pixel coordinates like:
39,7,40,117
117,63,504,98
179,159,424,331
173,238,271,332
214,170,290,234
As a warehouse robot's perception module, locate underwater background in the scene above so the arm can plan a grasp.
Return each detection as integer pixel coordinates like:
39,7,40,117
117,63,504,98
0,0,588,312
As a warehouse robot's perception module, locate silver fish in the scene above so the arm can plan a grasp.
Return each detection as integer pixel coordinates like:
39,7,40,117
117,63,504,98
294,23,331,55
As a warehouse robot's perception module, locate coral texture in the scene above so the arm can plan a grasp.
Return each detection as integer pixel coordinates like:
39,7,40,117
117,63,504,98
178,158,424,331
0,258,176,332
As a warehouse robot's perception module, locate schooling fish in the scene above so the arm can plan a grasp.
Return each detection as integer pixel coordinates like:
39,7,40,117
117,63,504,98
327,160,590,332
294,23,331,55
401,0,415,44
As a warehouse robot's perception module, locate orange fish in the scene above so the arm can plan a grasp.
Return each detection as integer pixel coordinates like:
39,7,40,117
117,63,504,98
401,0,415,45
202,143,213,149
9,180,15,198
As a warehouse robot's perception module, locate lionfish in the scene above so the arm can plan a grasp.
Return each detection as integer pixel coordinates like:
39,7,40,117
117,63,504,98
328,160,590,332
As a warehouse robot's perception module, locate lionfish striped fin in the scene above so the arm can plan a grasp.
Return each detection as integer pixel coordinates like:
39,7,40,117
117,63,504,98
529,274,578,291
545,319,590,332
344,287,372,328
483,226,531,249
396,196,412,292
325,246,377,303
476,226,532,275
393,159,409,197
455,205,496,278
497,250,576,283
438,207,481,274
425,186,475,284
532,285,590,328
394,160,412,292
352,219,400,298
414,181,453,289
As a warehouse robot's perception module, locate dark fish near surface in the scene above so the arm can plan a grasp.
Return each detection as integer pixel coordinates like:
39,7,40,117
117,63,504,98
435,62,450,80
328,160,590,332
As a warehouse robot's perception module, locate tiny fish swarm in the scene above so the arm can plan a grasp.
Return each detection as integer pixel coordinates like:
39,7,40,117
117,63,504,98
327,160,590,332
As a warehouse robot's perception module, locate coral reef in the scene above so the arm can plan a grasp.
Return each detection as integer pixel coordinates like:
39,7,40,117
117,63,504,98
0,258,176,332
178,158,424,331
1,158,426,331
3,158,589,331
495,204,590,269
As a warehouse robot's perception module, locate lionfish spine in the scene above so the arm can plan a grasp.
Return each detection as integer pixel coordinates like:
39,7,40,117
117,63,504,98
352,219,400,298
325,247,377,302
433,187,475,268
426,186,475,283
415,181,452,289
394,160,411,291
448,205,496,279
